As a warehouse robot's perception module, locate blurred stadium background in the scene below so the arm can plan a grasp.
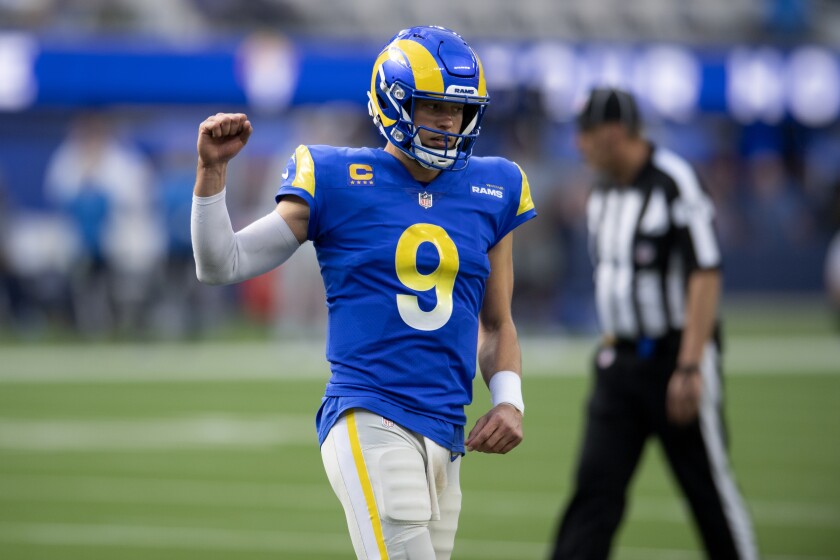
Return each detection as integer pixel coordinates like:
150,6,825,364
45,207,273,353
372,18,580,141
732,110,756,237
0,0,838,558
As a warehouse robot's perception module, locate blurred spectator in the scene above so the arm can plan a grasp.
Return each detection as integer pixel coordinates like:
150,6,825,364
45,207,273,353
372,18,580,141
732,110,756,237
803,131,840,230
743,149,814,249
1,164,79,337
703,150,750,249
494,115,567,328
3,212,79,336
191,0,304,30
0,170,12,327
830,176,840,233
826,230,840,330
44,113,165,337
763,0,813,41
827,177,840,330
153,148,226,338
548,169,598,333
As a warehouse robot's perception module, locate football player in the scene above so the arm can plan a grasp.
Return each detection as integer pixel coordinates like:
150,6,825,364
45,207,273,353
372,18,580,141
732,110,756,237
191,26,536,559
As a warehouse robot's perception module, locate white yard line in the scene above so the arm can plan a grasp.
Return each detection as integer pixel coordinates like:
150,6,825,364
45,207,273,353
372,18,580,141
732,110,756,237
0,334,837,383
0,522,832,560
0,341,332,382
0,414,317,450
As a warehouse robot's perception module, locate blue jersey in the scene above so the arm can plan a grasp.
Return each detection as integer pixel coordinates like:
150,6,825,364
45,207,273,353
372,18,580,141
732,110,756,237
276,145,536,453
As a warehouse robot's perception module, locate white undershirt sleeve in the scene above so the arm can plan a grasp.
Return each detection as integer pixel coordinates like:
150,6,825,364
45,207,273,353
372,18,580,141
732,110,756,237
191,188,301,285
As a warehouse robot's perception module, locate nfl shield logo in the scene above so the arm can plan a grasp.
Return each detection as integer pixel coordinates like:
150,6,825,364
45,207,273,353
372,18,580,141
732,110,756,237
418,192,433,209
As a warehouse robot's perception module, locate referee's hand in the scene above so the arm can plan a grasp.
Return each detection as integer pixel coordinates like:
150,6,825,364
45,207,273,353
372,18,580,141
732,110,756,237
465,404,523,454
667,368,703,425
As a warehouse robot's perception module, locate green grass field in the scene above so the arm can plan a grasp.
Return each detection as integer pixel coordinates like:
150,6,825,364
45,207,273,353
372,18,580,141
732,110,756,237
0,330,838,559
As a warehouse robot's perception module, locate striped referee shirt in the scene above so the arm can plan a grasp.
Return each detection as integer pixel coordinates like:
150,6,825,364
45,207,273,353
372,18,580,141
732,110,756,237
587,145,721,340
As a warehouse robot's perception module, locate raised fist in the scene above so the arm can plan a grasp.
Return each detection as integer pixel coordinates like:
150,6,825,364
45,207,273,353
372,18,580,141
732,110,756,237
197,113,253,167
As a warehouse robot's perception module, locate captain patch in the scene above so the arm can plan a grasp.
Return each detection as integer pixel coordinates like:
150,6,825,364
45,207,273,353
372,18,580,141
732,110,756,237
348,163,375,186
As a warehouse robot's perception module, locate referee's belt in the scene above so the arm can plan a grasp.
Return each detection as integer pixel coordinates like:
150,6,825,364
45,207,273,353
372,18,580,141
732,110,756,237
603,331,681,358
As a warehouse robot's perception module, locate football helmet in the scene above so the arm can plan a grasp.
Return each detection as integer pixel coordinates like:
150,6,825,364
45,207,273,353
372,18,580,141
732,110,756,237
367,26,490,171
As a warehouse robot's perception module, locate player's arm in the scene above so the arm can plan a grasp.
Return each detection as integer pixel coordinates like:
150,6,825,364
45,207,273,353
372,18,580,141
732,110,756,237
667,268,721,424
191,112,309,285
465,232,524,454
666,174,722,424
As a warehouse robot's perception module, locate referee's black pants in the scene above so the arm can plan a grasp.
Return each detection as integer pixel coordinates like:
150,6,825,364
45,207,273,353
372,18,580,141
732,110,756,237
550,334,757,560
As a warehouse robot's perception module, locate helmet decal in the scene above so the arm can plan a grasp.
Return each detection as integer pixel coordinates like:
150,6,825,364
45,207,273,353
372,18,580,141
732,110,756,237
369,53,397,127
475,55,487,98
394,39,444,94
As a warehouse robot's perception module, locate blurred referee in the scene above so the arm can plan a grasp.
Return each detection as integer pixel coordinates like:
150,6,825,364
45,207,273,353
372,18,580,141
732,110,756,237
549,88,758,560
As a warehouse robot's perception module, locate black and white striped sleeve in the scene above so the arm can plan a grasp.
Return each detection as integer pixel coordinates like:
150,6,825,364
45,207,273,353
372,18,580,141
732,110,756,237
655,149,721,271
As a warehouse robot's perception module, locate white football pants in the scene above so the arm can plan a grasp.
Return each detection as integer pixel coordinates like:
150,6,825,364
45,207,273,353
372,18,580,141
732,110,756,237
321,409,462,560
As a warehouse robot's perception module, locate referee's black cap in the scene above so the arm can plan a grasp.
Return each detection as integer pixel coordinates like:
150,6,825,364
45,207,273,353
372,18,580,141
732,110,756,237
576,87,641,133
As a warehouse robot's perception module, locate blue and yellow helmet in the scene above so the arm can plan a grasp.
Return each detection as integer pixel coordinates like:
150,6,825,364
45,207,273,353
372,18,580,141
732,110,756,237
367,26,490,171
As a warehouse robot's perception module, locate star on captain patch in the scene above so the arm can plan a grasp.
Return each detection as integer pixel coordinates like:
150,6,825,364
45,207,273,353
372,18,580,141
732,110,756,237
418,192,433,209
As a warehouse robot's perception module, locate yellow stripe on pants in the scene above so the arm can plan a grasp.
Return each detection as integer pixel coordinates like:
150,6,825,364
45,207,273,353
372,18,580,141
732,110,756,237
347,411,389,559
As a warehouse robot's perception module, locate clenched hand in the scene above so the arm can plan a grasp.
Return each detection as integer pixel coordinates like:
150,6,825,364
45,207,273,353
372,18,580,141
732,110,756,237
197,113,253,167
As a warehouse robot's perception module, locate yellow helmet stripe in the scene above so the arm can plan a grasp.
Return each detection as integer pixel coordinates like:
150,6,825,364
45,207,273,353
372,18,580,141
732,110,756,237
291,145,316,197
370,50,397,127
475,52,487,97
515,163,535,216
395,39,444,93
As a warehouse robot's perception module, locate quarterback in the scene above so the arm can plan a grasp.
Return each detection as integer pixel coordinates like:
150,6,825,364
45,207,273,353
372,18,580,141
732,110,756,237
191,26,536,559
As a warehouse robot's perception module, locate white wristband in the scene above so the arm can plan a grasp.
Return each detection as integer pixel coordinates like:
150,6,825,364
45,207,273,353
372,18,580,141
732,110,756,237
489,370,524,415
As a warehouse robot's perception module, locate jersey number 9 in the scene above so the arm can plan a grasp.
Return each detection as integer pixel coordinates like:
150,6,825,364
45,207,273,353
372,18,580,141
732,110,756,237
395,224,460,331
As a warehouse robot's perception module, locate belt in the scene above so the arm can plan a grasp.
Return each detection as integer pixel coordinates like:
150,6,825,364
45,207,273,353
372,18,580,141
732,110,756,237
603,331,681,358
